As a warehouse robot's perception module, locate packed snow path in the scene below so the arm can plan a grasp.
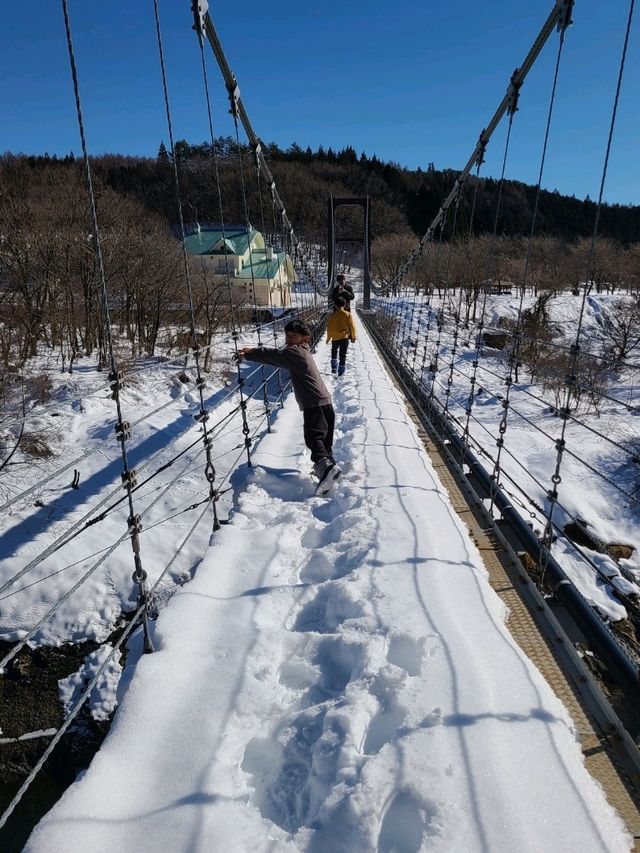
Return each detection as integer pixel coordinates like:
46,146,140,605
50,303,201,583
27,324,631,852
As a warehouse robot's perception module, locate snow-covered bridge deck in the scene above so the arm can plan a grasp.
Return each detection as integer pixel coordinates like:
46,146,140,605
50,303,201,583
26,323,633,852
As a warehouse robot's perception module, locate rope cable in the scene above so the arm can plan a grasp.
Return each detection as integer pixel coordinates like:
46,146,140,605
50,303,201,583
0,439,207,672
153,0,227,530
0,497,213,831
461,108,516,465
0,392,248,599
61,0,154,649
489,19,569,516
539,0,636,584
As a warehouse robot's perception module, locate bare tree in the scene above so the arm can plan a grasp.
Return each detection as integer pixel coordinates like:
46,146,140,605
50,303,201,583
371,233,416,294
191,259,234,371
600,297,640,367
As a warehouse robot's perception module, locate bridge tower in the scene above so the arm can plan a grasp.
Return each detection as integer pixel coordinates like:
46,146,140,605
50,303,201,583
327,196,372,308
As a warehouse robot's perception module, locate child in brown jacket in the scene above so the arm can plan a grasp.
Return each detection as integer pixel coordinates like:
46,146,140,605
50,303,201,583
326,297,356,376
237,319,340,492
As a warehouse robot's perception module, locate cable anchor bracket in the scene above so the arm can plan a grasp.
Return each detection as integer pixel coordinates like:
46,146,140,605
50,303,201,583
474,129,489,168
121,469,138,490
109,370,126,399
114,421,131,442
226,76,241,118
506,69,522,116
252,141,262,170
556,0,574,34
190,0,209,41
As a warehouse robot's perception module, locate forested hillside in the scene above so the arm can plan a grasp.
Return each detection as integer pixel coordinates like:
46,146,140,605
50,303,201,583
6,139,640,245
1,141,639,372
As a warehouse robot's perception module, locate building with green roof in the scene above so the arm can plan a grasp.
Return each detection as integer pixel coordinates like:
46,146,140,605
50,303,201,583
184,226,296,308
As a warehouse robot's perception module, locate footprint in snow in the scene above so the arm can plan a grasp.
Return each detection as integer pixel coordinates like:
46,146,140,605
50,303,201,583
377,790,439,853
241,707,327,832
387,634,425,677
293,584,363,634
363,703,406,755
308,637,366,703
300,544,370,583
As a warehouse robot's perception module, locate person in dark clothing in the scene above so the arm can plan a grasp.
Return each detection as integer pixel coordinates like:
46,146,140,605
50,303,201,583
331,273,355,312
236,320,339,486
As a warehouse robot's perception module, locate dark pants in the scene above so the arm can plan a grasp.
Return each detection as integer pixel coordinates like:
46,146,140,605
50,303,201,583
331,339,349,366
303,404,335,463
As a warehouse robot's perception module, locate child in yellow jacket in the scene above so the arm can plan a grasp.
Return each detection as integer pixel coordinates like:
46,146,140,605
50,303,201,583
326,297,356,376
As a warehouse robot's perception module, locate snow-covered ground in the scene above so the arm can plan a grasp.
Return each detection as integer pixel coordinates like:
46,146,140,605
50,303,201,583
3,286,638,654
0,333,283,648
373,289,640,623
25,319,631,852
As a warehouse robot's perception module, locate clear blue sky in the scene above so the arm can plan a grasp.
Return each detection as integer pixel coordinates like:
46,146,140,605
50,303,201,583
1,1,638,205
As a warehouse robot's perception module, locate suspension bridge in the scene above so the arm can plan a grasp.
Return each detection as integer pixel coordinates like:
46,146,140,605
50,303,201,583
1,0,640,850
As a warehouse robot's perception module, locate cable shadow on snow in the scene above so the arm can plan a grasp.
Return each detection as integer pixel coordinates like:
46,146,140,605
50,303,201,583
178,460,320,850
457,547,611,847
357,340,492,852
363,318,613,850
33,790,245,834
173,582,311,603
0,382,265,562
